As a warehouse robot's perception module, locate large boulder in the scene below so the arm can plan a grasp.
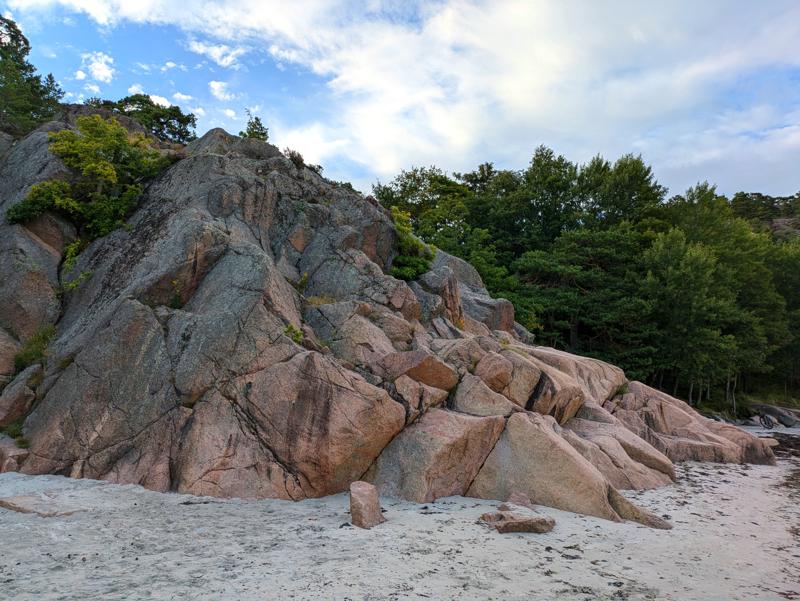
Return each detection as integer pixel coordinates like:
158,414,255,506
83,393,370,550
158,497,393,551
526,347,626,405
606,382,775,465
0,365,41,428
369,409,505,503
391,375,448,423
377,350,459,391
431,252,515,332
452,375,520,417
467,412,671,528
562,412,675,490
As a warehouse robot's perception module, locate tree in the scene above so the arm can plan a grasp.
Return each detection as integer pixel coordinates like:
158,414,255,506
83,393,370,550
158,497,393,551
513,224,657,377
239,109,269,141
642,229,739,402
7,115,169,239
579,153,667,226
0,16,63,135
114,94,197,144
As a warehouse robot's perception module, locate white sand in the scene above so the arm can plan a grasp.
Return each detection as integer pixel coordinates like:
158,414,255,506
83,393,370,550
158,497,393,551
1,455,798,601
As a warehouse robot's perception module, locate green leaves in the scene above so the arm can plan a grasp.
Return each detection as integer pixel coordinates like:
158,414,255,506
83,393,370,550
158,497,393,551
0,16,63,135
377,147,800,405
7,115,169,239
389,206,434,281
239,109,269,141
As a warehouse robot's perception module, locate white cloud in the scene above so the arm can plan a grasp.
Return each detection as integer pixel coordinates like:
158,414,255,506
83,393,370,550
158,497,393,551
127,83,144,94
191,106,206,116
149,95,172,107
173,92,193,102
11,0,800,195
74,69,86,80
81,51,115,83
188,40,246,68
161,60,177,71
84,83,101,94
222,108,236,118
208,80,234,101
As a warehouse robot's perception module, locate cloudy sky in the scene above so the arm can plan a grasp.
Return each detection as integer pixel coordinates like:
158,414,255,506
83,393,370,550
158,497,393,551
4,0,800,197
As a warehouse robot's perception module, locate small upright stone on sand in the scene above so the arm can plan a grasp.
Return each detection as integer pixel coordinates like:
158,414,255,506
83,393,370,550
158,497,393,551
349,481,386,529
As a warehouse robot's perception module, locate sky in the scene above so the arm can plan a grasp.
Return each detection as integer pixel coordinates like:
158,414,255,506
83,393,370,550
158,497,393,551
3,0,800,197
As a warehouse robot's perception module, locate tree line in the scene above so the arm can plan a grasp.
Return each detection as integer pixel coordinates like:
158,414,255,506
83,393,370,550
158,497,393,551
375,149,800,412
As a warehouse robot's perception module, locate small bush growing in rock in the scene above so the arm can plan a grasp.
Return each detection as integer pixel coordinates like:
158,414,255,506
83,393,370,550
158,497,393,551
389,206,434,281
7,115,170,239
13,325,55,373
284,323,303,344
284,148,305,170
1,420,29,449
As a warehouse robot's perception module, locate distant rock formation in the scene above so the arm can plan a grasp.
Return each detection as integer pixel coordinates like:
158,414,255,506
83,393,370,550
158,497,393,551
0,115,775,528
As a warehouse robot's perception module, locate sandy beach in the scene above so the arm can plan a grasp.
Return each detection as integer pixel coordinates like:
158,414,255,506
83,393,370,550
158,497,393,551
1,430,798,601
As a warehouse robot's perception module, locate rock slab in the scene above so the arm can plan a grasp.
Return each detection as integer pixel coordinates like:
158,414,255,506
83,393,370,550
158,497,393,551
480,510,555,534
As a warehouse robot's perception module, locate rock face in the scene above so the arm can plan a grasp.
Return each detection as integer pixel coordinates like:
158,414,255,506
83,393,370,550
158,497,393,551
467,412,672,529
349,481,386,529
0,365,41,428
606,382,775,465
369,409,505,503
0,116,775,528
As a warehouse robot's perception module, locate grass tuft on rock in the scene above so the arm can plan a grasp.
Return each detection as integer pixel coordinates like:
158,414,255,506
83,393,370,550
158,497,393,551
13,325,55,373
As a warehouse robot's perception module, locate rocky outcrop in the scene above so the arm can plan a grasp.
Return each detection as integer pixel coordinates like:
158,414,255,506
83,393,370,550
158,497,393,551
369,409,505,503
606,382,775,465
467,412,672,529
0,116,774,528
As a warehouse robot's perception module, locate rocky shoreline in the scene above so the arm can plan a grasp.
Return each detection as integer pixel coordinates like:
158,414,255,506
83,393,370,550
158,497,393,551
1,431,798,601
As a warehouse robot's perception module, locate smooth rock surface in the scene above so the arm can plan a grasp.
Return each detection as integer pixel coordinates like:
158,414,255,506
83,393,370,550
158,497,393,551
370,409,505,503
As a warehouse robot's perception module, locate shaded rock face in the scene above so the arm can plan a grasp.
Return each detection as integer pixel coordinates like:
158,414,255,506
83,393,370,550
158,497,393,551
0,118,774,526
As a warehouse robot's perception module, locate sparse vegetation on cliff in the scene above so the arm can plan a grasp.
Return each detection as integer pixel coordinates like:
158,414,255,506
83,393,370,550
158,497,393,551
7,114,170,239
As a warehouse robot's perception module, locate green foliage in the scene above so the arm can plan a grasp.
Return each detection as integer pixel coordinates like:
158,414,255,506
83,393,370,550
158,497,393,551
378,147,800,407
13,325,55,373
7,115,170,239
62,239,83,272
0,16,63,135
62,270,92,292
239,109,269,141
1,420,29,449
389,206,434,281
284,323,303,344
89,94,197,144
293,272,309,294
2,421,23,439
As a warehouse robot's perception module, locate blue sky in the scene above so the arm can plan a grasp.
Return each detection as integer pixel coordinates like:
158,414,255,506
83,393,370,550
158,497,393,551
3,1,800,197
